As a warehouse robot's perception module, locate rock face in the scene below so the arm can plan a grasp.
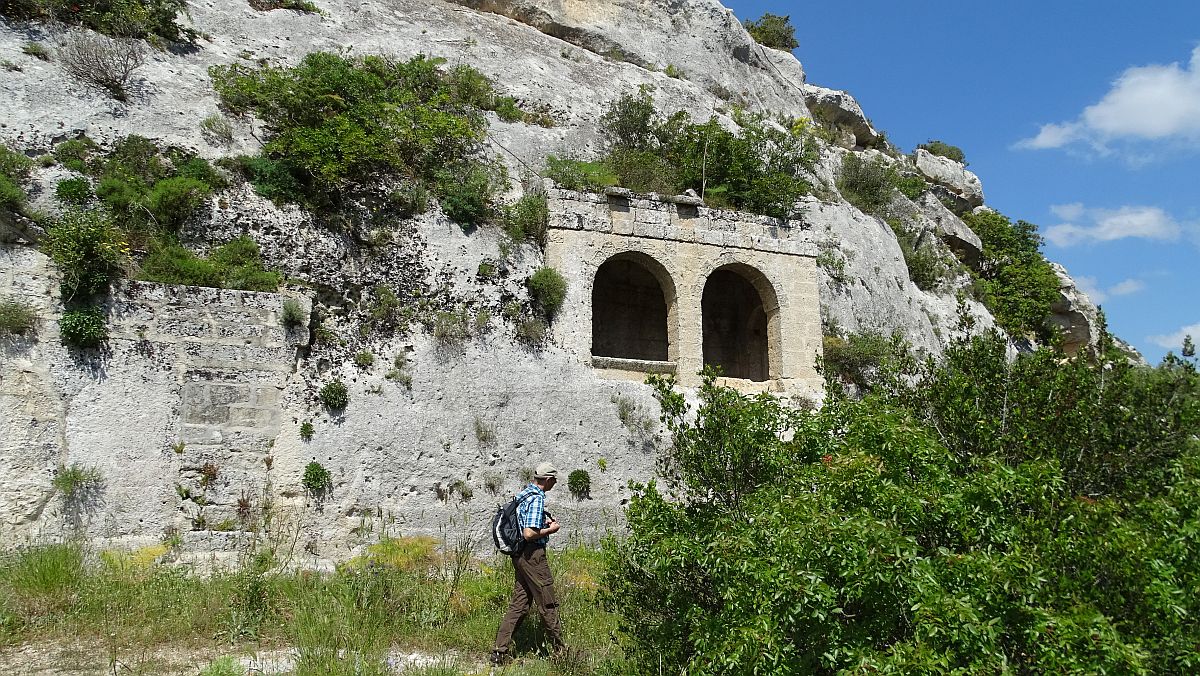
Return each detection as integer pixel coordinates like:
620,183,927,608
915,193,983,267
1047,262,1101,357
0,0,1112,558
801,85,882,148
913,149,985,212
447,0,810,118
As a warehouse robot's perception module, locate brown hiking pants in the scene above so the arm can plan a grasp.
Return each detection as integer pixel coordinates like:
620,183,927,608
493,545,564,655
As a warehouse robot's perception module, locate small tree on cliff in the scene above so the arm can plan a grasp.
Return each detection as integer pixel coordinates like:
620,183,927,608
743,13,799,51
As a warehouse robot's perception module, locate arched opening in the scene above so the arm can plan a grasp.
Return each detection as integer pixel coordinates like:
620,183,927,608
702,266,776,381
591,254,674,362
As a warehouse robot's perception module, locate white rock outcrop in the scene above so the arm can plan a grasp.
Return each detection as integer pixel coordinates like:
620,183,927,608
801,84,882,148
913,148,985,211
914,192,983,266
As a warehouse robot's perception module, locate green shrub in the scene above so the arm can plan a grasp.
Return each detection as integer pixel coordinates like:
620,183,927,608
545,156,619,192
139,236,280,291
435,162,500,227
353,351,374,368
494,96,523,122
894,173,928,200
609,349,1200,673
248,0,319,13
476,261,496,279
387,181,429,218
52,137,98,173
432,309,470,346
58,306,108,347
567,469,591,499
299,420,314,441
0,144,32,213
226,156,305,205
837,153,901,215
174,157,228,191
21,41,50,60
0,298,38,336
44,208,128,299
502,193,548,246
527,267,567,318
55,177,93,205
302,461,332,493
917,139,967,165
516,317,546,345
1,0,197,43
209,53,497,211
822,331,904,391
742,13,799,50
961,209,1061,339
280,298,305,327
0,175,25,213
144,177,211,230
0,144,33,182
318,380,349,411
199,114,234,145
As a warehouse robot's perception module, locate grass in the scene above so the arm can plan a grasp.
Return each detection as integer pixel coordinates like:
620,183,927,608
0,298,37,336
0,541,626,673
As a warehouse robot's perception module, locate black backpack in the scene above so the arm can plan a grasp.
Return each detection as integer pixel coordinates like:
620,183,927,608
492,493,532,556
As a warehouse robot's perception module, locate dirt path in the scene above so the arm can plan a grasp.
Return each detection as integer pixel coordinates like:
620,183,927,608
0,640,479,674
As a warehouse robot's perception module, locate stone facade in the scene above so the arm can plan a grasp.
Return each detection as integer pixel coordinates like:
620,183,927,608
544,187,823,397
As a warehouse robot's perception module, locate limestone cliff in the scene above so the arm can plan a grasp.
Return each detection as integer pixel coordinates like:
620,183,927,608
0,0,1105,559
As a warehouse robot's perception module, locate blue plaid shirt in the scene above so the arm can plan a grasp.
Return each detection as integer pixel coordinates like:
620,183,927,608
514,483,549,547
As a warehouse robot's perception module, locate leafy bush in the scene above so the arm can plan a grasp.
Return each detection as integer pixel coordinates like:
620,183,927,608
502,193,549,247
0,144,33,213
318,380,348,411
527,267,567,318
886,219,949,291
961,209,1061,339
552,89,817,219
353,351,374,368
280,298,305,327
0,298,38,336
917,139,967,165
516,317,546,345
607,346,1200,673
56,28,145,102
199,114,234,146
59,306,108,347
210,53,501,212
567,469,591,499
435,162,501,227
55,177,93,205
742,13,799,51
2,0,197,43
822,331,905,391
299,420,314,441
302,461,332,493
545,156,619,192
837,153,903,215
248,0,318,12
894,172,927,200
22,41,50,60
432,309,470,347
143,177,211,230
139,236,280,291
44,208,128,299
52,137,98,172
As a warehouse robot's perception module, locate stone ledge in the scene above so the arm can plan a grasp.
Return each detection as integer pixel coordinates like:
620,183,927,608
590,356,677,374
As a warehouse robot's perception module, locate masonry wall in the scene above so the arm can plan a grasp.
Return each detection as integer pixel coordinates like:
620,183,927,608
544,187,824,398
0,244,308,548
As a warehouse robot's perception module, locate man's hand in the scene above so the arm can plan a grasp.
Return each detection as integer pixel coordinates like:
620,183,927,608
523,517,561,541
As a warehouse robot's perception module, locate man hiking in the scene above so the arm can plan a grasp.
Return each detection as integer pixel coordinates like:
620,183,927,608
491,462,565,665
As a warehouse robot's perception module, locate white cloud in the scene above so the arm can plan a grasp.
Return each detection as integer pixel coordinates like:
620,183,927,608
1017,46,1200,154
1045,204,1183,247
1108,279,1146,296
1148,322,1200,350
1075,276,1146,304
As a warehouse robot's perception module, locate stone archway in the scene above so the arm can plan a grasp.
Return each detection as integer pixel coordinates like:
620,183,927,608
701,264,780,381
591,252,676,362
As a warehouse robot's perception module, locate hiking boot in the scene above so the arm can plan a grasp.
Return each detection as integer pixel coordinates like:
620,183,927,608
489,650,511,666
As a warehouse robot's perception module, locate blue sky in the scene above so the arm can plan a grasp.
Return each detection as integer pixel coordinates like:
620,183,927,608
725,1,1199,363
